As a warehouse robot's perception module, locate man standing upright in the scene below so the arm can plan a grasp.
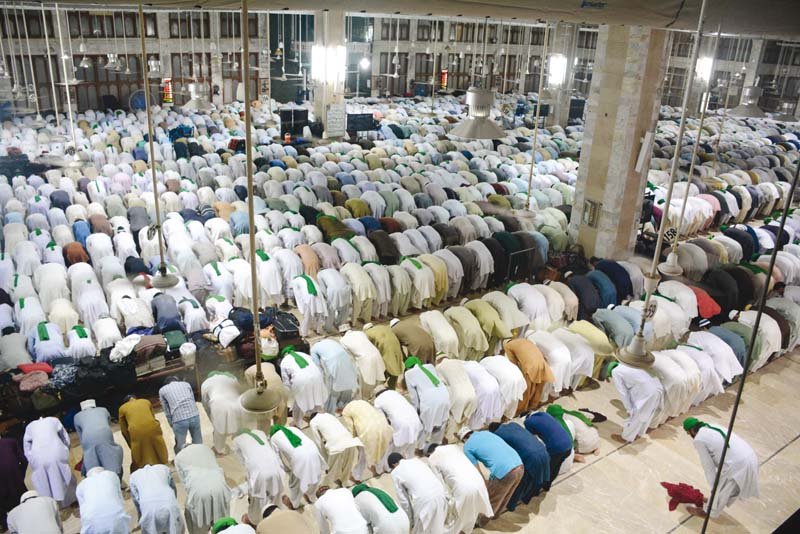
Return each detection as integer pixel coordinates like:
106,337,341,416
159,376,202,453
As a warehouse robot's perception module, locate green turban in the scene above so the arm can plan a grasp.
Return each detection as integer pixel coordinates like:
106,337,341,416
546,404,593,441
270,424,303,448
404,355,440,386
211,517,238,534
606,360,620,377
683,417,728,443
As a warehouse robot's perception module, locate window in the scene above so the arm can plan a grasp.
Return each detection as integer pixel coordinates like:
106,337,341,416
0,10,56,39
671,33,694,58
577,30,598,50
417,20,444,42
65,11,152,39
501,26,523,45
716,38,752,63
71,55,141,111
219,12,258,39
169,13,211,39
449,22,475,43
376,51,408,95
380,19,409,41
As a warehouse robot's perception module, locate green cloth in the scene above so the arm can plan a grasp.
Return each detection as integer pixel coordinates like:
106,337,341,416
237,428,265,446
37,322,50,341
606,360,619,377
404,356,439,386
269,424,302,448
208,370,237,379
210,262,221,276
295,274,318,296
401,256,422,269
73,325,88,339
546,404,593,440
683,417,729,444
255,250,269,261
18,298,24,310
352,483,399,513
211,517,238,534
281,345,308,368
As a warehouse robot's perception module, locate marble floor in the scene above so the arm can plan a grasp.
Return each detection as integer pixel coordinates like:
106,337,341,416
53,349,800,534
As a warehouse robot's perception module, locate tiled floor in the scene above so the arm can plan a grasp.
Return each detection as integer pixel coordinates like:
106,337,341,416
53,351,800,534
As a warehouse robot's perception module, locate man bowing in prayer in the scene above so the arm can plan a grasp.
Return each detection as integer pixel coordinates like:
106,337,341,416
403,356,451,450
352,482,410,534
388,453,448,534
118,395,169,472
683,417,759,518
231,429,286,526
607,361,664,443
270,424,327,510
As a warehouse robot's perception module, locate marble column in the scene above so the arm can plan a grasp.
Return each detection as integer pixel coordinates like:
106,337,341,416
741,38,764,100
313,9,346,133
569,25,668,259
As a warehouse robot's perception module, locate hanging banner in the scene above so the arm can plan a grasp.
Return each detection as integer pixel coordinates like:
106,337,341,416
162,78,173,104
440,69,448,91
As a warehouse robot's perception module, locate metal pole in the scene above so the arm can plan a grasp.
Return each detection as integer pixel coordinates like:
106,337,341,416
241,0,264,386
526,22,549,209
20,4,41,117
471,18,479,87
640,0,707,316
41,4,59,125
54,4,79,158
700,159,800,533
502,22,511,94
670,25,721,247
481,16,488,87
138,1,167,278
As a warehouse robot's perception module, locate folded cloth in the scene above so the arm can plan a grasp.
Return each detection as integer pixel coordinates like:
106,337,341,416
18,362,54,374
660,481,704,511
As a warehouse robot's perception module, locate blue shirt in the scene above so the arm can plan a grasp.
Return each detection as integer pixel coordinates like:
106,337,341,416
463,430,522,480
587,269,618,308
523,412,573,455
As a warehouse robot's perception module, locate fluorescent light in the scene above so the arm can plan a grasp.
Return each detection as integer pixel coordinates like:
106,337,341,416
359,57,371,70
695,56,713,84
548,54,567,88
312,45,347,84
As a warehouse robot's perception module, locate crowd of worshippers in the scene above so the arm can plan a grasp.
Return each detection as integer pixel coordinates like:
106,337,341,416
2,346,606,534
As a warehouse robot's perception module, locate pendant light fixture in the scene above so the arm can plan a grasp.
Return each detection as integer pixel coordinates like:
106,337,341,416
136,0,179,289
41,4,61,127
620,0,709,369
54,3,82,169
121,12,132,75
105,13,121,70
21,3,45,124
525,22,550,203
76,10,91,69
238,0,281,416
183,10,212,112
56,6,80,87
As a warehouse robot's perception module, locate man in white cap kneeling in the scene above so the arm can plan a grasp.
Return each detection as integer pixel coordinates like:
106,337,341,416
7,491,62,534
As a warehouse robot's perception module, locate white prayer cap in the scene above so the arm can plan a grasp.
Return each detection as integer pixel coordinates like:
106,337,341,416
80,399,97,410
458,427,473,440
20,490,39,503
389,318,400,328
86,466,105,477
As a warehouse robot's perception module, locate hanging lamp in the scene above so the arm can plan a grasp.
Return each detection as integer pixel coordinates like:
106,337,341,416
449,87,505,139
729,86,766,118
238,0,281,416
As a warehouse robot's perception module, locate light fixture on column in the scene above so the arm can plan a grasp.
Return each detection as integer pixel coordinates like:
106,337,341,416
695,55,713,84
773,101,797,122
450,87,505,139
548,53,567,87
729,86,766,118
359,57,370,70
311,45,347,84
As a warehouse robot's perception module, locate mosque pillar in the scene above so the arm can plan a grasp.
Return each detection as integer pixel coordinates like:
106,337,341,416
209,12,223,107
548,22,579,127
741,38,764,103
569,25,668,259
313,9,347,136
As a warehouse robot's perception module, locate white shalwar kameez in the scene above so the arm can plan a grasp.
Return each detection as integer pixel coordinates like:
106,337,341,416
340,330,386,399
291,275,328,337
677,345,725,406
611,364,664,442
480,356,527,419
76,470,131,534
404,364,451,449
232,429,286,520
314,488,370,534
23,417,76,505
551,327,596,389
374,390,424,459
687,330,744,383
270,426,327,509
434,358,477,437
129,464,185,534
694,426,759,517
508,283,552,331
255,250,284,306
391,458,448,534
317,268,352,331
201,373,244,454
651,350,697,425
428,444,493,534
353,486,411,534
279,351,329,425
401,257,435,309
463,361,504,429
527,330,573,396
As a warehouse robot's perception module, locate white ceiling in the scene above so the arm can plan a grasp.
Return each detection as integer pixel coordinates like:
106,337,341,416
34,0,800,38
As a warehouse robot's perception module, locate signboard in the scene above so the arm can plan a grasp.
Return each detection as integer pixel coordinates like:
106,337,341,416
347,113,377,132
326,103,346,138
440,69,448,91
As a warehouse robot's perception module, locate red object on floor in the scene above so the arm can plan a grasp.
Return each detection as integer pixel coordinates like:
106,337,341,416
660,481,705,511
